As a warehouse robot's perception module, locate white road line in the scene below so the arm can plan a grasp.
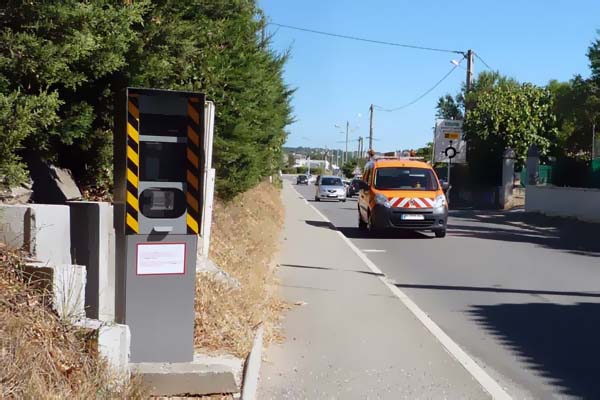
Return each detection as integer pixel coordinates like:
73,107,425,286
362,249,387,253
291,183,512,400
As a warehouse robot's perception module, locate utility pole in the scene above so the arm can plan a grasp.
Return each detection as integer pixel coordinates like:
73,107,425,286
357,136,362,160
369,104,374,151
593,122,597,159
345,120,349,165
358,136,363,159
466,49,474,93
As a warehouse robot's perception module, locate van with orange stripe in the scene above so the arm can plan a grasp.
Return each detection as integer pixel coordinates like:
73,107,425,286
357,154,449,237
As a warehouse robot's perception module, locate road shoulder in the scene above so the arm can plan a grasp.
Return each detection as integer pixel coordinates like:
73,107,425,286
258,181,495,399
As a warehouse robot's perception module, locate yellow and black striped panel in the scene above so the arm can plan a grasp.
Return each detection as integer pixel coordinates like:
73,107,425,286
126,95,140,234
186,97,202,234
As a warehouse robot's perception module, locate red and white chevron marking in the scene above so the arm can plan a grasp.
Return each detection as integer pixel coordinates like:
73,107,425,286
388,197,434,208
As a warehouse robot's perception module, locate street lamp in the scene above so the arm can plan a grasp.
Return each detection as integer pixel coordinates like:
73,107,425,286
335,116,361,165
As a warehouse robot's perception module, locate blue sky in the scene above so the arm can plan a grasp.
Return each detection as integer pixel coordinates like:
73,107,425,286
259,0,600,153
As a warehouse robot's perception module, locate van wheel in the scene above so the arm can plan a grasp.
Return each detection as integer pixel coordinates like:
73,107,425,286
434,230,446,238
366,213,377,235
358,213,367,230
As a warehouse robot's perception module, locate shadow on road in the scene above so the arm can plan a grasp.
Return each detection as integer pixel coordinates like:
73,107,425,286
305,219,432,239
449,210,600,257
338,226,431,240
394,283,600,299
469,302,600,399
305,220,336,230
280,263,385,277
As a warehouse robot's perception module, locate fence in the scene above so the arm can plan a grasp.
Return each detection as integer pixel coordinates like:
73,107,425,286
520,158,600,189
592,159,600,188
519,165,553,187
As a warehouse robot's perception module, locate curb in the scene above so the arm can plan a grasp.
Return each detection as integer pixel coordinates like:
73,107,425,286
240,323,264,400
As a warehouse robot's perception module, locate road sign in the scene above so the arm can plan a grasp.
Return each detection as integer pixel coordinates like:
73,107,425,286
434,119,466,164
445,146,457,159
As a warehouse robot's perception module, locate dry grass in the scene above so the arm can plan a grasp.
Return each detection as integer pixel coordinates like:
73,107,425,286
194,182,287,358
0,246,146,399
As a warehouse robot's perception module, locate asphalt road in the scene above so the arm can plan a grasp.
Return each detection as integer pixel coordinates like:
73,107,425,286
292,180,600,399
260,181,488,399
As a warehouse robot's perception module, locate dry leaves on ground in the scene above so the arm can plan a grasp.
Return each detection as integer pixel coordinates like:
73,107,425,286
0,246,145,399
194,182,287,358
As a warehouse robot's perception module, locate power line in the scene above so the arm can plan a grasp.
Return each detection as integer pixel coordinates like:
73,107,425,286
268,22,464,55
474,52,494,71
373,59,464,112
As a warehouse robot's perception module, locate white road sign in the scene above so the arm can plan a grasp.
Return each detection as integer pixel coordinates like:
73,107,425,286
433,119,467,164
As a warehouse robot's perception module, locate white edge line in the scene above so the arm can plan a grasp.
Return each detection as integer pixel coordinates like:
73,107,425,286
289,182,511,400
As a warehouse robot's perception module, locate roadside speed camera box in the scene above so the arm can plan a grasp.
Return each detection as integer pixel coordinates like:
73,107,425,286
113,88,206,362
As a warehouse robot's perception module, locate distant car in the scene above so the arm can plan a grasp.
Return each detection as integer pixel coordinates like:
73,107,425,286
296,174,308,185
315,175,346,202
346,178,362,197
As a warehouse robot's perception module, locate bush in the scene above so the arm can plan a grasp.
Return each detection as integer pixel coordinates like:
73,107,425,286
0,1,292,199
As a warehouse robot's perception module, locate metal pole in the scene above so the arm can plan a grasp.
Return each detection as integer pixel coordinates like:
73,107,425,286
369,104,374,150
593,122,597,159
359,137,363,159
345,121,349,164
447,157,452,200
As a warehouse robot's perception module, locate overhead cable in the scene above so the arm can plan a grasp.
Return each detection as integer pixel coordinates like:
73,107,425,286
373,58,464,112
268,22,464,55
474,52,494,71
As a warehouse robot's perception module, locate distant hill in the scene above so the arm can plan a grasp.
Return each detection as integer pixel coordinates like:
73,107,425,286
283,146,342,157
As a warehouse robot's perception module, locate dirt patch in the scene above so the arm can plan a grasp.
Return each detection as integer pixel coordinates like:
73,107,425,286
0,246,145,399
194,182,286,358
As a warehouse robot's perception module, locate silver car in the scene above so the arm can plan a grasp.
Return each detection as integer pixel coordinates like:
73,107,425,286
314,175,347,202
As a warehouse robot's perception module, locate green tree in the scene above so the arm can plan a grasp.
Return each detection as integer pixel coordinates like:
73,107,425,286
588,31,600,83
463,73,558,184
341,159,357,178
415,142,433,163
548,77,600,158
0,0,293,200
0,0,146,186
435,94,463,120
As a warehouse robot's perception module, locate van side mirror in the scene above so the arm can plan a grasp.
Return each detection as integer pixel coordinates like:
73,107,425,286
441,182,450,192
359,180,369,191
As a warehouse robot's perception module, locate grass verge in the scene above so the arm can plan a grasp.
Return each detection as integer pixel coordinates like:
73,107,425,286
194,182,286,358
0,245,145,399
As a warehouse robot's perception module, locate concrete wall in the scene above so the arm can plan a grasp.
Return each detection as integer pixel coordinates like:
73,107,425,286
525,185,600,223
24,262,86,323
69,202,115,321
29,204,72,265
0,205,33,251
0,204,72,265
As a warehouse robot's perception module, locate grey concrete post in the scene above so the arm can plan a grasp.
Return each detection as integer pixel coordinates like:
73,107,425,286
69,201,115,321
499,148,516,209
526,144,540,186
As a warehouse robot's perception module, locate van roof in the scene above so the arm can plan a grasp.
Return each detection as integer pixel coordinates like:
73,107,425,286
368,158,432,169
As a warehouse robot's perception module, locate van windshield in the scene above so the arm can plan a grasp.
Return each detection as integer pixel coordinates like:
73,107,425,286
374,167,438,190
